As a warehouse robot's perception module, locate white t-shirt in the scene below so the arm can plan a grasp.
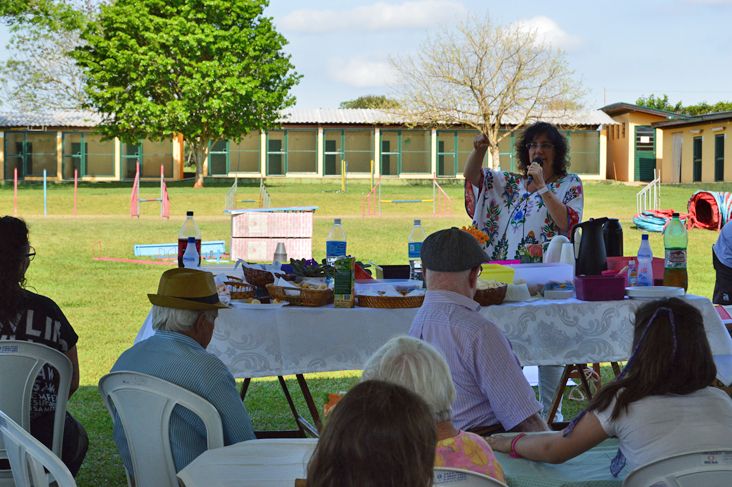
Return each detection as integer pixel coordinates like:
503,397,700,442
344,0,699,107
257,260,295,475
593,387,732,472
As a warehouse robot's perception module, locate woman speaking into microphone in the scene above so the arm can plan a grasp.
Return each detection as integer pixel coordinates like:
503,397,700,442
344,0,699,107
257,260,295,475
464,121,583,262
462,121,584,425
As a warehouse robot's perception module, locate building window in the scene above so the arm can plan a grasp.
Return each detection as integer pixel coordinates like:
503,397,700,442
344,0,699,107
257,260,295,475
693,136,703,182
715,134,725,182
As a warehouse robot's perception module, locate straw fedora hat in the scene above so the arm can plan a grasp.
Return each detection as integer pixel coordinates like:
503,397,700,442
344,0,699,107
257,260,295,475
148,268,228,310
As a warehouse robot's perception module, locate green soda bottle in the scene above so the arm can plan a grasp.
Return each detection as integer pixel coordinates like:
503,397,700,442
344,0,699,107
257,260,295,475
663,213,688,291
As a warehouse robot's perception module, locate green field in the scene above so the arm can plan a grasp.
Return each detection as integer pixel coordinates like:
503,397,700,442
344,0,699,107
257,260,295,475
0,179,726,486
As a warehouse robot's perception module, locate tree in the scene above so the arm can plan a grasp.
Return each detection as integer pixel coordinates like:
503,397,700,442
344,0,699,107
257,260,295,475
73,0,300,187
340,95,400,109
391,16,582,168
635,94,683,113
635,94,732,116
0,1,99,110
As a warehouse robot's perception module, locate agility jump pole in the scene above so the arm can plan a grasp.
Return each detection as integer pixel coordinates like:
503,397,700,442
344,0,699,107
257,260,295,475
73,169,78,216
13,168,18,216
43,169,47,217
130,162,170,219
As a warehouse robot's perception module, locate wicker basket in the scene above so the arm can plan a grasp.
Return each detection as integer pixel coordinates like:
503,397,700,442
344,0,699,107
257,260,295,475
224,276,256,300
243,267,276,288
357,294,425,308
474,285,508,306
266,284,333,307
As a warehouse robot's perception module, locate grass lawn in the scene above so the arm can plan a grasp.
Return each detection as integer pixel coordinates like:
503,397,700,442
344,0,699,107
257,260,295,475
0,178,728,486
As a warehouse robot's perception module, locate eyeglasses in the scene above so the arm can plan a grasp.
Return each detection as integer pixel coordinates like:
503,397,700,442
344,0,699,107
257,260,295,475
26,247,36,261
526,142,554,150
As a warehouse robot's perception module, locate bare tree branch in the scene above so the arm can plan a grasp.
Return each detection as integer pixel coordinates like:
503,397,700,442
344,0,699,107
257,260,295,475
391,15,584,169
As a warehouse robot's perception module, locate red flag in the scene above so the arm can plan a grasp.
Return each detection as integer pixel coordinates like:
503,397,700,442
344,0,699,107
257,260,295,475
130,162,140,218
161,179,171,219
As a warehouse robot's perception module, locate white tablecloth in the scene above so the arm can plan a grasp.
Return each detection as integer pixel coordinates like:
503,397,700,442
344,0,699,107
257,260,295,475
135,294,732,384
176,438,625,487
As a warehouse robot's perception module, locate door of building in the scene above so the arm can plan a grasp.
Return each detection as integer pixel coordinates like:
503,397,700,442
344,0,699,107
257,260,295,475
715,134,725,182
634,126,656,182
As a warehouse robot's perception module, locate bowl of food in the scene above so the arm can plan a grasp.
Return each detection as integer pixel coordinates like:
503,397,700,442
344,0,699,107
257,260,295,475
474,280,508,306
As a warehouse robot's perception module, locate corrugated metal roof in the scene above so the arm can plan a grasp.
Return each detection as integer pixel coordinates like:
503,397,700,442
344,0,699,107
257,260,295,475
0,107,617,129
653,111,732,129
0,110,103,128
600,102,686,120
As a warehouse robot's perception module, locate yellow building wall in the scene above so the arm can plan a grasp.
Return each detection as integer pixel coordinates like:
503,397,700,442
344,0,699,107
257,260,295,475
606,112,666,182
660,121,731,183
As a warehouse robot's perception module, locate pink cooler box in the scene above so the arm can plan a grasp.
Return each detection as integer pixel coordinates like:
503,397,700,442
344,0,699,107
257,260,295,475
574,275,626,301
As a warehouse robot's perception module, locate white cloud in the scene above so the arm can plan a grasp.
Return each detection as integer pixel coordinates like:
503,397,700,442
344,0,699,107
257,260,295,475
281,1,467,33
328,58,399,88
513,16,582,50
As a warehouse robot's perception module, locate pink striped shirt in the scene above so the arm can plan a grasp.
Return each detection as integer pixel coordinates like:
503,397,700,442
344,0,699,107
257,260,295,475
408,290,541,430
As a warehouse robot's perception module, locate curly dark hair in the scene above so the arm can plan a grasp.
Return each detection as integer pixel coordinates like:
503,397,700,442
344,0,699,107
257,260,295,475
0,216,30,327
515,121,570,177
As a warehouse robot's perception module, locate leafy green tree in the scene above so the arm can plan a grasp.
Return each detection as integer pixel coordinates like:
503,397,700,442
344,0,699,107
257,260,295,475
339,95,400,109
635,94,683,113
0,0,83,30
73,0,300,187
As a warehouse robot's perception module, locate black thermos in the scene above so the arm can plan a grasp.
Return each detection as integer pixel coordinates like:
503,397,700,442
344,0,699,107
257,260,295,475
603,219,624,257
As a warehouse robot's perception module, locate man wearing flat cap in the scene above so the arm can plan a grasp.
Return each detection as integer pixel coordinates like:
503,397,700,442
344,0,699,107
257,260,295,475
408,228,548,434
111,268,255,476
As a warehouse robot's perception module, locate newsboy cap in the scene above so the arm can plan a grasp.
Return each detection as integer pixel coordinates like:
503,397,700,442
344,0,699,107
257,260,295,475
421,227,488,272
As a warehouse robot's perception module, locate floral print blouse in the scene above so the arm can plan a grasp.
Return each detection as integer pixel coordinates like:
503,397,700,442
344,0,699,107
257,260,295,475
465,168,584,261
435,430,505,481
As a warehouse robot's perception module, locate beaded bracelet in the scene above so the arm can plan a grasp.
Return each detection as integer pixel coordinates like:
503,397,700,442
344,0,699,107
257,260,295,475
509,432,527,458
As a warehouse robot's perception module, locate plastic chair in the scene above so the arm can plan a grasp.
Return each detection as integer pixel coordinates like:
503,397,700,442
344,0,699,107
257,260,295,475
622,449,732,487
98,371,225,487
0,411,76,487
434,467,508,486
0,341,72,486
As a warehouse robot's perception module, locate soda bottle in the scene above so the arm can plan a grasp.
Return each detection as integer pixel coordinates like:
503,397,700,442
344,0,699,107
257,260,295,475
326,218,347,265
408,219,426,281
636,234,654,287
663,212,688,291
178,210,201,267
182,237,200,269
627,259,638,287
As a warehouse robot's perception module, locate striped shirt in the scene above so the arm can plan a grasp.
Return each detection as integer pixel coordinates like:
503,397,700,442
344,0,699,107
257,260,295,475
111,330,255,474
408,290,541,431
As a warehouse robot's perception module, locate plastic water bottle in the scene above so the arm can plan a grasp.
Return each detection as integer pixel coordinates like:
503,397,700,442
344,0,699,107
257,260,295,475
663,213,688,291
326,218,347,265
636,234,654,286
408,219,426,281
627,259,638,287
182,236,200,269
178,211,201,267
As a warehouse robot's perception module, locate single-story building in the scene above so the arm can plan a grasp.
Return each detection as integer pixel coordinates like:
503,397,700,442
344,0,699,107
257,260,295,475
0,108,616,182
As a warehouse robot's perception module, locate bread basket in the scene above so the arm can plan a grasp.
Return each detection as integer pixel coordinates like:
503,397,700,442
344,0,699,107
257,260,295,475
266,284,333,307
224,276,256,300
356,294,425,308
473,285,508,306
244,267,277,288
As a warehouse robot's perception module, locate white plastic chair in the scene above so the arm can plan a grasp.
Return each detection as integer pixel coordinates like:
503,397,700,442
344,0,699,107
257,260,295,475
0,411,76,487
0,341,72,486
98,371,225,487
434,467,508,486
622,449,732,487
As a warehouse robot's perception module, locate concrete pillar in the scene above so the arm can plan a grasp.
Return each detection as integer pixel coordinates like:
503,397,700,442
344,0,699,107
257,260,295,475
430,128,437,177
373,127,381,178
56,131,63,180
114,138,121,180
260,130,267,177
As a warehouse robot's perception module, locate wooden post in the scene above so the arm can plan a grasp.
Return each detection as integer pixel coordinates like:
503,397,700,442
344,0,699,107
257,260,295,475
13,167,18,216
73,169,78,216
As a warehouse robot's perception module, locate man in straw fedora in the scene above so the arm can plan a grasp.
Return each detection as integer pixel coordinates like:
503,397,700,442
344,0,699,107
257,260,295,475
110,268,255,475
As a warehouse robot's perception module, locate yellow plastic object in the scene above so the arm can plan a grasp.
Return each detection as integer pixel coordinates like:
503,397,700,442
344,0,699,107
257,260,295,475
480,264,515,285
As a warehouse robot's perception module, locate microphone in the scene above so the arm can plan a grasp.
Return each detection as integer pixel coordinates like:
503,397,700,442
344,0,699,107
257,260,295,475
527,157,544,185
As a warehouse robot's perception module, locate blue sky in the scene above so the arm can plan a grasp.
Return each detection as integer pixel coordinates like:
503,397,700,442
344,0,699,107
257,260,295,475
2,0,732,110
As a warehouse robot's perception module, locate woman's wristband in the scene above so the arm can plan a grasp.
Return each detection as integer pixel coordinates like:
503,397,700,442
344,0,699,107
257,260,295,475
509,433,527,458
536,186,549,196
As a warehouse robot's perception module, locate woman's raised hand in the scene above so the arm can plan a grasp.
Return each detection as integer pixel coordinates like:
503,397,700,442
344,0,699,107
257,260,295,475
527,161,545,187
473,133,489,152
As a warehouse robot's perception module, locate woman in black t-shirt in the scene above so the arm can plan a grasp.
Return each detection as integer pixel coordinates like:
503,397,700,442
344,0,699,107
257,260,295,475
0,216,88,476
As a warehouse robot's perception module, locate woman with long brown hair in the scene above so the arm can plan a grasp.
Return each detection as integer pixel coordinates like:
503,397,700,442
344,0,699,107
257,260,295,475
0,216,88,476
307,380,436,487
487,298,732,476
